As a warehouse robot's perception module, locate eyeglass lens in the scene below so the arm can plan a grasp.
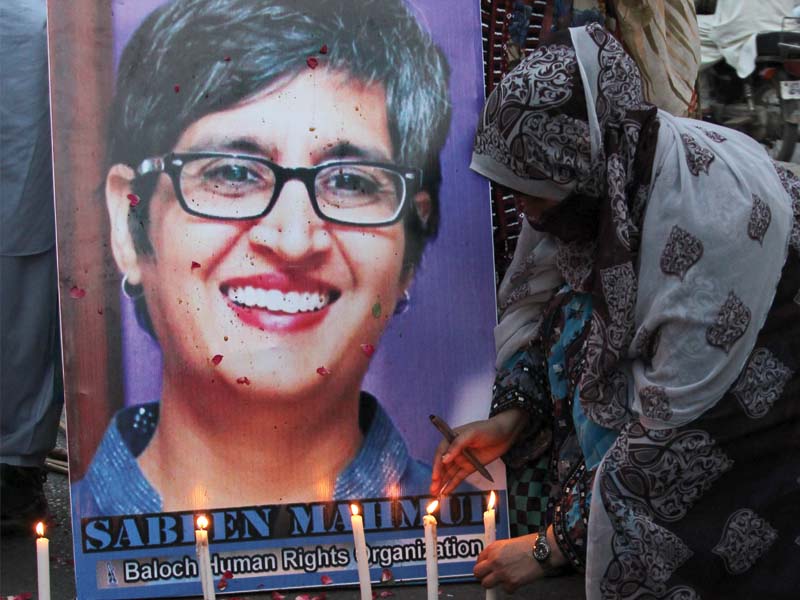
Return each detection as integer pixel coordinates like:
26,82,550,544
179,156,405,224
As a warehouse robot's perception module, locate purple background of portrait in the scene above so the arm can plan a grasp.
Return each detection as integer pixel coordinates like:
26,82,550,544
113,0,497,467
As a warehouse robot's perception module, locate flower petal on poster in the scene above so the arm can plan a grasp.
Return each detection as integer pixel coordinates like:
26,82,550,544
127,193,140,207
211,354,223,365
360,344,375,357
306,56,319,69
191,261,201,270
320,44,328,54
320,575,333,585
174,84,180,93
236,376,250,385
69,286,86,299
381,568,393,582
316,366,331,376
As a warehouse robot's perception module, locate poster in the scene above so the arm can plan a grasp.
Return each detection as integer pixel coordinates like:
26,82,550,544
48,0,503,596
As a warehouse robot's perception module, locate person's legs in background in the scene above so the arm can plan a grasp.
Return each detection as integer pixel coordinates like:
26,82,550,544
0,248,63,533
0,0,63,536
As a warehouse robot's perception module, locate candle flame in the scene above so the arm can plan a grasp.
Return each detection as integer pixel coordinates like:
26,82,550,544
488,490,496,511
426,500,439,514
196,515,209,530
35,521,45,537
350,504,359,517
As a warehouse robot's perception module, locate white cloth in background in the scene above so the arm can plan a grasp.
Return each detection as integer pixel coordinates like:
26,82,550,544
698,0,797,78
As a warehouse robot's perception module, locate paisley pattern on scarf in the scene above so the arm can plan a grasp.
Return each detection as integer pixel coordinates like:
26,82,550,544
711,509,778,575
699,126,727,143
731,347,793,419
747,194,772,245
706,292,751,354
660,225,704,281
680,133,715,176
640,386,672,421
773,162,800,253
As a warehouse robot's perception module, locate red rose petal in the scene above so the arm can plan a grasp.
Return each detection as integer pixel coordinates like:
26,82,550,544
319,44,328,54
316,366,330,376
381,568,394,582
127,193,140,207
320,574,333,585
69,286,86,299
211,354,223,365
306,56,319,69
360,343,375,357
174,84,180,93
236,376,250,385
191,261,201,270
271,593,286,600
224,56,232,62
223,570,233,579
217,579,228,591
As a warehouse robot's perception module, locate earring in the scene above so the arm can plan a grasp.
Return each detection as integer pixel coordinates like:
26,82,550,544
121,274,144,300
393,289,411,315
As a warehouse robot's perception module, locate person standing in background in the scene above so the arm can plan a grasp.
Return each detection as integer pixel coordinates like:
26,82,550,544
0,0,63,533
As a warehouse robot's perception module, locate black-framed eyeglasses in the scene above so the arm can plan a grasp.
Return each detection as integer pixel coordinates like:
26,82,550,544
135,152,423,227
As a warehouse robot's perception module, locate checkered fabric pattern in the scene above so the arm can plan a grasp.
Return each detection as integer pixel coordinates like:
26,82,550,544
506,455,551,536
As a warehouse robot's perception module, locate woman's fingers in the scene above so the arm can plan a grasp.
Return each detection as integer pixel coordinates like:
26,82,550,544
429,438,452,494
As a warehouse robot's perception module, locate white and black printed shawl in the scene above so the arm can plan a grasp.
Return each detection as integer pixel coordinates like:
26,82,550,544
472,21,793,431
471,22,796,598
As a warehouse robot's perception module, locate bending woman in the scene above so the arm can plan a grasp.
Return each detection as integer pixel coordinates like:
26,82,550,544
432,23,799,598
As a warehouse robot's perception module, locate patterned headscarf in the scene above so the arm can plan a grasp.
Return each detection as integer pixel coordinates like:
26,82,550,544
472,23,794,431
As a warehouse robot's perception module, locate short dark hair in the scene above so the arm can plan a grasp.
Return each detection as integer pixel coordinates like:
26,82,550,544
108,0,451,270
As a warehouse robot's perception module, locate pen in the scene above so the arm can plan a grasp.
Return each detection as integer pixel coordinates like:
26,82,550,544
429,414,494,483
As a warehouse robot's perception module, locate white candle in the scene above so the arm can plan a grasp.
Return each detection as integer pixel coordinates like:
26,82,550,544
483,492,497,600
35,522,50,600
350,504,373,600
423,500,439,600
195,515,216,600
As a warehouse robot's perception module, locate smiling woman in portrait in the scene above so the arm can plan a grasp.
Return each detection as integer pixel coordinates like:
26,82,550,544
72,0,452,515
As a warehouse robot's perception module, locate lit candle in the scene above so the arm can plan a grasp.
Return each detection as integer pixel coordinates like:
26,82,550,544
483,491,497,600
350,504,373,600
195,515,216,600
423,500,439,600
35,522,50,600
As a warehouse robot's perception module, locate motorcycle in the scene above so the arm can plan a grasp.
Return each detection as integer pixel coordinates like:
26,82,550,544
698,1,800,161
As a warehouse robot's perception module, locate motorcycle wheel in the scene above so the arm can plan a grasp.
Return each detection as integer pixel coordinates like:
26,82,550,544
755,77,799,162
774,122,798,162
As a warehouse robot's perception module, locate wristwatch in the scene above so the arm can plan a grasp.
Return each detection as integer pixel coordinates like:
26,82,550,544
532,528,554,572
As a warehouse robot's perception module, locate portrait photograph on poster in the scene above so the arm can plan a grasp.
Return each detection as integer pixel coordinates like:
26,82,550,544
48,0,503,596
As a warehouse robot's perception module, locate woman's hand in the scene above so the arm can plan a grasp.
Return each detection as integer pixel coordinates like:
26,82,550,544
474,528,567,593
429,408,528,496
